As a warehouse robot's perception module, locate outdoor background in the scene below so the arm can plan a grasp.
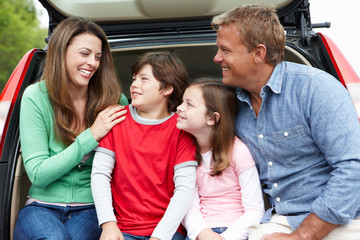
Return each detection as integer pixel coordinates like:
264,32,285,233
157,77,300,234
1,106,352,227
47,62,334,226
1,0,359,93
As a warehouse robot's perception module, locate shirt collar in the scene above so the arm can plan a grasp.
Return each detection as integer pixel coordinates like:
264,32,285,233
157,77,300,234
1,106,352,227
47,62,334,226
236,61,285,102
266,62,285,94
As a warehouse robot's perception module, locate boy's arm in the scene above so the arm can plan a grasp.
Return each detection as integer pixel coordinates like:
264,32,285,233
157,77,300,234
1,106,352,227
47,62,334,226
151,164,197,240
91,147,117,225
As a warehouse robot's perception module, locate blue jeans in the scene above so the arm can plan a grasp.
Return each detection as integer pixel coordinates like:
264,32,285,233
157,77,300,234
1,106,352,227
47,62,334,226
184,227,228,240
123,231,185,240
13,202,101,240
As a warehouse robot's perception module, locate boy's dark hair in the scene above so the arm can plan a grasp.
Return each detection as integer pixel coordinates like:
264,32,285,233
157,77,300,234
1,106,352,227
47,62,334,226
131,51,188,112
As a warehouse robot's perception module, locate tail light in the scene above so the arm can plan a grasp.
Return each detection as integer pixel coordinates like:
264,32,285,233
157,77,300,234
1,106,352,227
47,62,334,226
319,33,360,119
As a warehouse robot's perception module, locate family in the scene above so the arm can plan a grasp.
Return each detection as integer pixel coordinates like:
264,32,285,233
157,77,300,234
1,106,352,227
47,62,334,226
13,4,360,240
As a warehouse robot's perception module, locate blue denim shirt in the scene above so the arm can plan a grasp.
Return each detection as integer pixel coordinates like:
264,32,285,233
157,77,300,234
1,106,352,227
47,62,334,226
235,61,360,230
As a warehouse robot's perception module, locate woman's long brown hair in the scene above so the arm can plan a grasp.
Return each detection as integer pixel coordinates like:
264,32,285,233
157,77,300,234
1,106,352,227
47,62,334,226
42,17,121,145
191,79,238,176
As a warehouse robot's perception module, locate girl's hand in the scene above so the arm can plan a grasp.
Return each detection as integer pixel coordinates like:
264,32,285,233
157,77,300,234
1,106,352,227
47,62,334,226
100,222,124,240
197,228,226,240
90,105,127,141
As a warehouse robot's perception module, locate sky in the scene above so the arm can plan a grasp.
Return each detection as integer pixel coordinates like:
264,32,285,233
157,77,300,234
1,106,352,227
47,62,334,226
33,0,360,77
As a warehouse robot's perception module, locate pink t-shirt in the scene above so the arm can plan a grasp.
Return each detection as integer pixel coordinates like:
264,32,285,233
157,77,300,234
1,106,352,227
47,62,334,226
197,137,255,227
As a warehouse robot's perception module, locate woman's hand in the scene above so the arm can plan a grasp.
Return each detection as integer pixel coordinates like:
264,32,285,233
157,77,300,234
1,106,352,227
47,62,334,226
90,105,127,141
100,222,124,240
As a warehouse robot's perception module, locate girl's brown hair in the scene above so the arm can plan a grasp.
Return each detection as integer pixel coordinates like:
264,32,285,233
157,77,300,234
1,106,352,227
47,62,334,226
43,17,121,145
191,79,238,176
131,51,188,112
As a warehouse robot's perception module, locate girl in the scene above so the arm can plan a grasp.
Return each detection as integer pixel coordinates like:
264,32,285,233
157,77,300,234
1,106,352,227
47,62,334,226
176,79,264,240
14,17,127,239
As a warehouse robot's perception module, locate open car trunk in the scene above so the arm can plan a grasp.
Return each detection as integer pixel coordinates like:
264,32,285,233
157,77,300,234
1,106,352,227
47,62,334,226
112,44,312,98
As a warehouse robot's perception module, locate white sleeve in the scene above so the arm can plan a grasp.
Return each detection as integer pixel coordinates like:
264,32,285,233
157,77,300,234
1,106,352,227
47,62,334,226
221,166,265,240
152,164,197,240
91,147,117,226
182,186,209,240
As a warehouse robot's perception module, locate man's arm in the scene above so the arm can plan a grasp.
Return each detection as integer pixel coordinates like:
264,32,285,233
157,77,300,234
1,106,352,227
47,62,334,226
262,213,337,240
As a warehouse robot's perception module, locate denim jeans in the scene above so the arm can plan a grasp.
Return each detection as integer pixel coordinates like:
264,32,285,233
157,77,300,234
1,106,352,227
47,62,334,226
122,231,185,240
184,227,228,240
13,202,101,240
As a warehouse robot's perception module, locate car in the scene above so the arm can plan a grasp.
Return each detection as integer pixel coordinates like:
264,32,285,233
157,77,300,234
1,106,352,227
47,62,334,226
0,0,359,239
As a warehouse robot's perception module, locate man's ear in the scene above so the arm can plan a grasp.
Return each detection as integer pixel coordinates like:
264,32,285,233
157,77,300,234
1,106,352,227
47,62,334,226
207,112,220,126
163,85,174,96
254,44,267,63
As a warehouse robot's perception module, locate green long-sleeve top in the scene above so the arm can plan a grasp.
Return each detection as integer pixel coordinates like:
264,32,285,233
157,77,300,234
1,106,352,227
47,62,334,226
19,80,128,203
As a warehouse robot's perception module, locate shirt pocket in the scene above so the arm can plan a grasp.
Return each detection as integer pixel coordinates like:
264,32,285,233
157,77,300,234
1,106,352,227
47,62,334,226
272,124,317,167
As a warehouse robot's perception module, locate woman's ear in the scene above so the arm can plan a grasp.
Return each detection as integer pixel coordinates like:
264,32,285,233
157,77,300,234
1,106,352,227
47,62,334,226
207,112,220,126
163,85,174,96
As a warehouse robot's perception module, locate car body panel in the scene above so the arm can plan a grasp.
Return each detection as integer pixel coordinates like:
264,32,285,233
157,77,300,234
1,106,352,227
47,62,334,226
44,0,294,21
0,49,37,157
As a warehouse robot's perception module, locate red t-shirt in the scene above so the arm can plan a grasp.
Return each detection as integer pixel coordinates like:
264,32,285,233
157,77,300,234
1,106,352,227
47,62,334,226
99,105,196,236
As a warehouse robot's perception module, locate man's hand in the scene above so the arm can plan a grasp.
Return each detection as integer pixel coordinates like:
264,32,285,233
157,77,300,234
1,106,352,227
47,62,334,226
261,214,337,240
260,232,300,240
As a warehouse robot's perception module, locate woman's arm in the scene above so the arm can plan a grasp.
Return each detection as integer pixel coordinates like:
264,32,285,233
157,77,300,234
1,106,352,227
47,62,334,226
20,88,125,188
20,90,98,188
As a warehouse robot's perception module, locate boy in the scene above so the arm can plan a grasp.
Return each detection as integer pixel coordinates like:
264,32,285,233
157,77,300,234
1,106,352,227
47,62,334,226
91,52,197,240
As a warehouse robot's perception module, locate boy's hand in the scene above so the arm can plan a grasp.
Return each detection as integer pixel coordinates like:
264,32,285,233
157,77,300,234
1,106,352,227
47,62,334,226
100,221,124,240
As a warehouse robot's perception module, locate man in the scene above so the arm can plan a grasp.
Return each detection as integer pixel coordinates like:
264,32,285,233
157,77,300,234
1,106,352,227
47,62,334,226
212,4,360,240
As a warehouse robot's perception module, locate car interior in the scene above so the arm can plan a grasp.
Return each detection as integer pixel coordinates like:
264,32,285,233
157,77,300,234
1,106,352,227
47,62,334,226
9,43,311,239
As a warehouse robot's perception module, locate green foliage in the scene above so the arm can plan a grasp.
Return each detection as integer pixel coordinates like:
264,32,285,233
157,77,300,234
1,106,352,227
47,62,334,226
0,0,47,91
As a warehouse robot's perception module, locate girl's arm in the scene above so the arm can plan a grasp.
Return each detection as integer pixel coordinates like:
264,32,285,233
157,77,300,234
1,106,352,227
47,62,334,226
221,166,265,240
151,165,197,240
182,187,209,240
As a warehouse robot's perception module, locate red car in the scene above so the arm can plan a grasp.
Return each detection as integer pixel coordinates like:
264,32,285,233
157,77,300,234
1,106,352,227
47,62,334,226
0,0,359,239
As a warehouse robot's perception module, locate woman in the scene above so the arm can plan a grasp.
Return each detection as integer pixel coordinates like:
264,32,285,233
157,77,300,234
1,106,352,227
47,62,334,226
13,17,127,240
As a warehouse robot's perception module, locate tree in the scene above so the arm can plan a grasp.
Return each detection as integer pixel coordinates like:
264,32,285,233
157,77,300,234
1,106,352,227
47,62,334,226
0,0,47,90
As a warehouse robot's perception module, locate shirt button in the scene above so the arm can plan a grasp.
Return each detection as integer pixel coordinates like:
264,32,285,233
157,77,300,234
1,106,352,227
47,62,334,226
273,183,278,187
284,131,289,137
259,134,264,139
268,161,273,166
276,197,281,202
